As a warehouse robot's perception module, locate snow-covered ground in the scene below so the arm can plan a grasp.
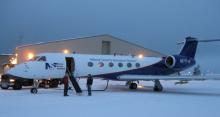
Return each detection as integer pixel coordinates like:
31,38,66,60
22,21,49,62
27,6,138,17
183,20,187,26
1,80,220,117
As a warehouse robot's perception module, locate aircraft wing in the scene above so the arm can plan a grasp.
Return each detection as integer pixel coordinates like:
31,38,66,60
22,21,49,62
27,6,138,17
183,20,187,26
117,74,220,81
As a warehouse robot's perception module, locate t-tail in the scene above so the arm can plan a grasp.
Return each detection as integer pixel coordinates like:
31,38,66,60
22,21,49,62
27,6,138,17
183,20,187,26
179,37,198,58
165,37,199,70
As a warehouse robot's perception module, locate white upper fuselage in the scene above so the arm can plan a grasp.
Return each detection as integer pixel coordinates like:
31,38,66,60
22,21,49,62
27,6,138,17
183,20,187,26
6,53,162,80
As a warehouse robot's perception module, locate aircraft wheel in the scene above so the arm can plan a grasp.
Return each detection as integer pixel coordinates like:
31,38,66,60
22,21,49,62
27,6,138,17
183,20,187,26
153,80,163,92
30,88,38,94
153,86,163,92
153,84,163,92
129,83,137,89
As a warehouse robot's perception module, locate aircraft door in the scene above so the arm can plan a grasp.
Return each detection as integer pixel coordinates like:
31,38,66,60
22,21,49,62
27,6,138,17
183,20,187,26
65,57,75,74
65,57,82,93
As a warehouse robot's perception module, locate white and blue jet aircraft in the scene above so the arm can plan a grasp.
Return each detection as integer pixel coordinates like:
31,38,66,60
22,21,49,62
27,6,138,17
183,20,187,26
4,37,220,93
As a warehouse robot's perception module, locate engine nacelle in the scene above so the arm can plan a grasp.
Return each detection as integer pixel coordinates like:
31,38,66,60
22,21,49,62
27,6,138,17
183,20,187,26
164,55,196,69
165,56,176,68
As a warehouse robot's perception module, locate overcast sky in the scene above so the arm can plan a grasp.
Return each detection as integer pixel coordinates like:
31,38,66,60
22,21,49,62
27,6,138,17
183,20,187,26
0,0,220,73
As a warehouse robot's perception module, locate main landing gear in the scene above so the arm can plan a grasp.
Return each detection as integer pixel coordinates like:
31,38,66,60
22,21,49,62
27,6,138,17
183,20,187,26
126,81,138,89
129,83,137,89
126,80,163,92
30,80,40,94
153,79,163,92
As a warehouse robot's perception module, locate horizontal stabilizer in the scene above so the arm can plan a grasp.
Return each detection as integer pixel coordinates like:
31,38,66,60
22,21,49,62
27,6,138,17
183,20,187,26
178,37,220,58
177,39,220,45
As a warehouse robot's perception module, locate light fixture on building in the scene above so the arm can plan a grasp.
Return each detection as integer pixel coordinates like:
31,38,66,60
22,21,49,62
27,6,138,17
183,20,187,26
63,49,69,54
138,54,144,59
27,53,34,60
10,53,18,64
10,58,17,64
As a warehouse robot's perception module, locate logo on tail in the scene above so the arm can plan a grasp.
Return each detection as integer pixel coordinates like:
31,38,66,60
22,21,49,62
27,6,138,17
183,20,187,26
179,37,198,58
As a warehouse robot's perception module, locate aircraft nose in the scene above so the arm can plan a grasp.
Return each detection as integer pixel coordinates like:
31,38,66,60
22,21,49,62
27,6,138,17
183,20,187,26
5,63,29,78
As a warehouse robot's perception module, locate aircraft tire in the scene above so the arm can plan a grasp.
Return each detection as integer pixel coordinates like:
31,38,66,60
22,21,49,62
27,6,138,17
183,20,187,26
129,83,137,89
154,80,163,92
30,88,38,94
153,86,163,92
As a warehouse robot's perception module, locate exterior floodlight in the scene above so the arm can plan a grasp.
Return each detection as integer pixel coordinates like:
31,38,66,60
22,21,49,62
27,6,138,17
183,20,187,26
28,53,34,60
63,49,69,54
138,54,143,59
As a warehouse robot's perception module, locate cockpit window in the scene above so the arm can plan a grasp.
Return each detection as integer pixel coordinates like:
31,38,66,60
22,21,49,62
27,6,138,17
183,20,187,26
29,56,40,61
38,56,46,61
29,56,46,61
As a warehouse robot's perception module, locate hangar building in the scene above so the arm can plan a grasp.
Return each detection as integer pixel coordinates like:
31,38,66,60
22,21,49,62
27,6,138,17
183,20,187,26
14,34,163,64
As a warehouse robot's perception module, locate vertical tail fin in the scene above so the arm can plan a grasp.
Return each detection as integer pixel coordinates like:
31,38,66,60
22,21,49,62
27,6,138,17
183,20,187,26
179,37,198,58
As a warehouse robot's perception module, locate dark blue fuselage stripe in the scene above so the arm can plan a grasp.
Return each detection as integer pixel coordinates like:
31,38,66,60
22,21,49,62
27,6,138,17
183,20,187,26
93,60,194,80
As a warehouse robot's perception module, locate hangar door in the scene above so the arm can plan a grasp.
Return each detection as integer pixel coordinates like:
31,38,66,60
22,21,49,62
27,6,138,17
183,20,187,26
102,41,111,55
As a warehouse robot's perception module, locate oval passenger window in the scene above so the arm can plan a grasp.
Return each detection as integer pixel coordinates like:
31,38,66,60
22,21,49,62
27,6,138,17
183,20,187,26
136,63,140,68
88,62,94,67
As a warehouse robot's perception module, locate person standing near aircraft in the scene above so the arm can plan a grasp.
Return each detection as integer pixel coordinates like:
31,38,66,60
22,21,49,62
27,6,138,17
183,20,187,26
87,74,93,96
63,73,69,96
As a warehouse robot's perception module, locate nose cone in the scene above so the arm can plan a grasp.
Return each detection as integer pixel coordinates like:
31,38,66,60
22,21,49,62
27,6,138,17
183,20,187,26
6,63,29,79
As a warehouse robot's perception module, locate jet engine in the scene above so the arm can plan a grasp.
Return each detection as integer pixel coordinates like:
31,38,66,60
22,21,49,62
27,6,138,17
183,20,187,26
165,55,176,68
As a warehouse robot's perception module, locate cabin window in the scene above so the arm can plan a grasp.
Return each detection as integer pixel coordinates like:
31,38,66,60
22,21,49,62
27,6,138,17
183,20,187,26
38,56,46,61
118,63,123,67
136,63,140,68
127,63,132,68
98,62,104,67
88,62,94,67
109,62,114,67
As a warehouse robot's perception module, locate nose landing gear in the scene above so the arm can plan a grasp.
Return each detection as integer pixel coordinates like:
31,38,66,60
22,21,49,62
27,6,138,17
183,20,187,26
30,80,39,94
30,88,38,94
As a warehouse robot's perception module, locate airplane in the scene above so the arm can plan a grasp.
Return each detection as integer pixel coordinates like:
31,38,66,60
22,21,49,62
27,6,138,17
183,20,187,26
3,36,220,94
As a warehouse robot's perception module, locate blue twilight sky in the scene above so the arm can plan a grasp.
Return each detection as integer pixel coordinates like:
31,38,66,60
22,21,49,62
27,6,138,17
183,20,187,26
0,0,220,73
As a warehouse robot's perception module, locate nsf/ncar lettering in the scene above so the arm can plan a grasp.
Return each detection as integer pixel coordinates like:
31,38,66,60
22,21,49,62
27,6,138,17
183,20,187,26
45,63,65,70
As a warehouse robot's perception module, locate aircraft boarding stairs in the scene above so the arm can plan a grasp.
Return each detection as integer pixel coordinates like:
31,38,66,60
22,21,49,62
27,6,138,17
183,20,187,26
67,71,82,93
